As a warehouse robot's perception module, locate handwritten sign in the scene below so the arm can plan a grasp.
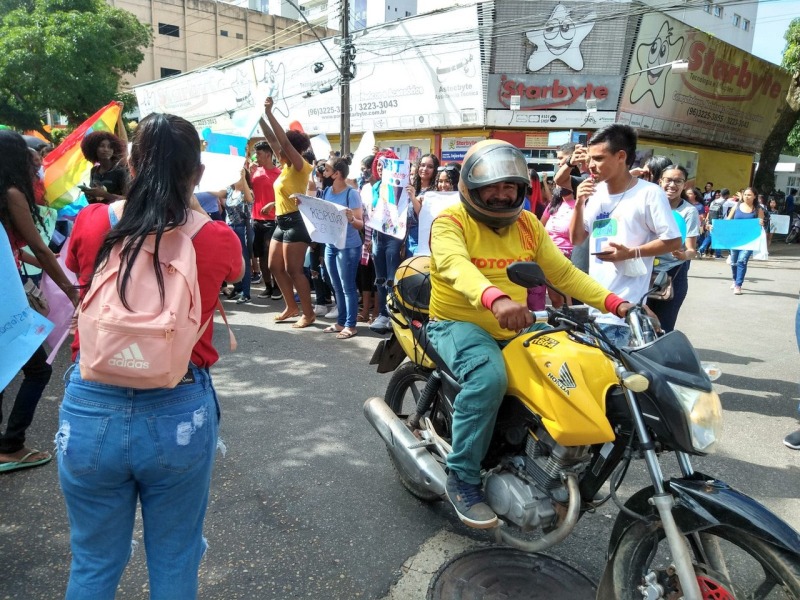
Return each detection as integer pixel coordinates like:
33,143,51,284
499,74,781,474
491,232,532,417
0,226,54,390
296,194,348,248
366,159,410,240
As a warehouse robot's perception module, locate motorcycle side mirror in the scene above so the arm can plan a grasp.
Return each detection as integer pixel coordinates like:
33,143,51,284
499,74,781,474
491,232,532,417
507,262,546,288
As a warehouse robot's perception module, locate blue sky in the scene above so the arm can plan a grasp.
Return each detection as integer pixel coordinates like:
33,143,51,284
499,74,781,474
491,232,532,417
752,0,800,65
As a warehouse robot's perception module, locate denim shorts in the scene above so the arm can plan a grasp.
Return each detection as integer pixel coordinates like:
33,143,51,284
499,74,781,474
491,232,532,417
273,211,311,244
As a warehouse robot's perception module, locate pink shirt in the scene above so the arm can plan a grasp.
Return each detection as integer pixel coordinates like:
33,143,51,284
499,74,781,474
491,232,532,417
544,198,576,256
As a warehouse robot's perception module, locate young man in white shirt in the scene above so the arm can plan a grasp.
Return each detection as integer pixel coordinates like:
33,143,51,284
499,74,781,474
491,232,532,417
569,124,681,345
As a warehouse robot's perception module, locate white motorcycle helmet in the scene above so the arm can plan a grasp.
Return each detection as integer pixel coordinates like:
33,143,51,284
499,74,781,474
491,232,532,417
458,140,530,229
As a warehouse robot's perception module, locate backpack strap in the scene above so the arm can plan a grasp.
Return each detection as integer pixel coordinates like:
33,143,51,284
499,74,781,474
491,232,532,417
108,200,125,227
195,298,237,352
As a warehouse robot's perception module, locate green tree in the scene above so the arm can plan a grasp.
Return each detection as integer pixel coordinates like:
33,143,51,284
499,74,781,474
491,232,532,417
0,0,151,138
754,19,800,195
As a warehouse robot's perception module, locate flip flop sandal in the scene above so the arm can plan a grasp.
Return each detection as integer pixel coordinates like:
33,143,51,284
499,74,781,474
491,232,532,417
336,329,358,340
274,311,300,322
292,316,316,329
0,450,52,473
323,325,343,333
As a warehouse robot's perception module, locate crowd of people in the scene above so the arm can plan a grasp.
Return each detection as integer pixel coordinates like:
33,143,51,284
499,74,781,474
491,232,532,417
2,106,799,596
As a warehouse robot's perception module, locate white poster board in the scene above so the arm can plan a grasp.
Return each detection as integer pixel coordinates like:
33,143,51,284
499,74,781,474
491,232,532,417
296,194,348,248
771,214,790,235
366,159,410,240
416,191,461,255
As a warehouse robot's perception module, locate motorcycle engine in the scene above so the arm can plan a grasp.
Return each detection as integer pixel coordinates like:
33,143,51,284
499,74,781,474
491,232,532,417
485,427,591,530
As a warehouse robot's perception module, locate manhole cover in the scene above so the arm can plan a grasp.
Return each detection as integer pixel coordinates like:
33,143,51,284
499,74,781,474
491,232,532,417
427,547,596,600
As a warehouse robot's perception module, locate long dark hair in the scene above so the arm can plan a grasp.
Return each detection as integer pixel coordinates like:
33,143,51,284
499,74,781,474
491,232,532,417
91,113,202,309
0,130,44,234
414,153,440,195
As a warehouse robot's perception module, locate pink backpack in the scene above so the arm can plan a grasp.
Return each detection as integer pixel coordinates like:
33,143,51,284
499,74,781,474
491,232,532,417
79,201,221,389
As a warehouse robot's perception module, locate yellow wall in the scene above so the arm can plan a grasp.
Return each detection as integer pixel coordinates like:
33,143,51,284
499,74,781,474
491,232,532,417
640,137,754,192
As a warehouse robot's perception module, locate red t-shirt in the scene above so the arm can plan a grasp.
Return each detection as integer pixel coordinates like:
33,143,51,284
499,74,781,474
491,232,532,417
66,203,242,368
250,165,281,221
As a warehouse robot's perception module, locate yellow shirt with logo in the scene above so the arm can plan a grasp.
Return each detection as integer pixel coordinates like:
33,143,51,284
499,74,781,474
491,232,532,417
274,160,314,216
430,204,614,340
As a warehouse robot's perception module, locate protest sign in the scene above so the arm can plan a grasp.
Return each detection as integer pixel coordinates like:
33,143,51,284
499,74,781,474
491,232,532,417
366,159,410,240
20,205,58,276
771,214,790,235
40,236,78,364
416,191,461,255
711,219,769,260
0,227,54,391
296,194,348,248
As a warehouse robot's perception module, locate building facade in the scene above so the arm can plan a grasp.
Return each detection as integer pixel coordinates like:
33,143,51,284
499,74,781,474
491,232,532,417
109,0,335,87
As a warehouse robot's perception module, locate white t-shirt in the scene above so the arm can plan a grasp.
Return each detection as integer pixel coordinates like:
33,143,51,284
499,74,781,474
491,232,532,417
583,179,681,325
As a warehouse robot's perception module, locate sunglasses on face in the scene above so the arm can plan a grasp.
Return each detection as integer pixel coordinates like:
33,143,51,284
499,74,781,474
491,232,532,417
437,166,457,173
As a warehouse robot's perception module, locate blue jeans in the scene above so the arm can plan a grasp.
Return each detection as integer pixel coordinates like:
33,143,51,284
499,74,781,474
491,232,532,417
427,321,508,485
730,249,752,287
372,232,403,318
649,261,690,333
231,223,251,298
0,345,52,453
57,363,220,600
325,245,361,328
697,232,711,255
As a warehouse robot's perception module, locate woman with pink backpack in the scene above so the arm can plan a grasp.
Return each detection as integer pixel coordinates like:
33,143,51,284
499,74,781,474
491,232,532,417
59,114,243,599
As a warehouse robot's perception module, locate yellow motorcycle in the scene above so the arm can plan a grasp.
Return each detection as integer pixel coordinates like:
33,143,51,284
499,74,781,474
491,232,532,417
365,256,800,600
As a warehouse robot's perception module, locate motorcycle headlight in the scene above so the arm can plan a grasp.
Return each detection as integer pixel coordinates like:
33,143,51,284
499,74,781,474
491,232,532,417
667,383,723,453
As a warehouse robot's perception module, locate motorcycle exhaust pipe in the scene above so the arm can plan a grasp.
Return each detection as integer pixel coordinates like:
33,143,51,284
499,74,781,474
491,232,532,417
363,397,447,497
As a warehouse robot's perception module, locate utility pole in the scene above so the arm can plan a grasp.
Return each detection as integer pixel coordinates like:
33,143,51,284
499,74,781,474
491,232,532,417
340,0,353,155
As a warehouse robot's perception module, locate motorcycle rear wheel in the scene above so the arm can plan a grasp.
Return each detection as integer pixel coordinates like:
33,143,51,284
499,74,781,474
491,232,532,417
787,230,799,244
385,362,444,503
610,523,800,599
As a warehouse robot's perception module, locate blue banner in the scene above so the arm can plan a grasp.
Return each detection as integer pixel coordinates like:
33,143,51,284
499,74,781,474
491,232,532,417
0,227,54,390
711,219,762,249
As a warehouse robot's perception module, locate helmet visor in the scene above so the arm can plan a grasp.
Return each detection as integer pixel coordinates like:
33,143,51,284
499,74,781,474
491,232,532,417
466,146,530,188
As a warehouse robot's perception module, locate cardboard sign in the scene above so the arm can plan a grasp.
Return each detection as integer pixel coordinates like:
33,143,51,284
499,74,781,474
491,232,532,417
296,194,348,248
416,191,461,255
366,159,410,240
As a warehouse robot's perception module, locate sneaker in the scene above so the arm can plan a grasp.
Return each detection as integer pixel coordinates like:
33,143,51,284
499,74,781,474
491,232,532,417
235,296,251,304
369,314,392,333
271,290,283,300
784,430,800,450
733,286,742,295
445,472,498,529
251,272,262,284
258,286,273,299
324,306,339,319
227,291,241,301
314,304,329,316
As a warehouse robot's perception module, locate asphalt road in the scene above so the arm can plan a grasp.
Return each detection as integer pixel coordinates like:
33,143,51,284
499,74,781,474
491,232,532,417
1,243,799,599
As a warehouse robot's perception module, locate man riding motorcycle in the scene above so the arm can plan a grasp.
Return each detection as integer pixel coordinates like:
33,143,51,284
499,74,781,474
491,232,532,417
426,140,635,528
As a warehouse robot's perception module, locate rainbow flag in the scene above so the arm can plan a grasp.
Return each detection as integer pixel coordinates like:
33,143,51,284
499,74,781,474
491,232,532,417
43,101,124,209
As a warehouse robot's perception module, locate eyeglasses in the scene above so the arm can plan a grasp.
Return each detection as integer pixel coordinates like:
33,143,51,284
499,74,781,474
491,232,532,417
661,177,685,186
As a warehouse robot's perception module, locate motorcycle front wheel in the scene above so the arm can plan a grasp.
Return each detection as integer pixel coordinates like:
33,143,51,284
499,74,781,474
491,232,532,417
609,522,800,599
384,362,446,502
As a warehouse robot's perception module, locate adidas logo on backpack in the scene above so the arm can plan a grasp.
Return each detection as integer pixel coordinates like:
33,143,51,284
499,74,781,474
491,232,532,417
78,201,211,389
108,343,150,370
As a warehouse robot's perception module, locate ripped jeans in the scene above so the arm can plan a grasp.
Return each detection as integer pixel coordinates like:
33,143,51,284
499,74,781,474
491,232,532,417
57,363,220,600
427,320,509,485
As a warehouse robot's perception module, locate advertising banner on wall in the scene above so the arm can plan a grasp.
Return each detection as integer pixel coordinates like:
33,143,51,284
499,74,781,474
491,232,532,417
486,109,616,129
487,74,623,112
135,6,484,137
440,137,485,162
618,13,791,153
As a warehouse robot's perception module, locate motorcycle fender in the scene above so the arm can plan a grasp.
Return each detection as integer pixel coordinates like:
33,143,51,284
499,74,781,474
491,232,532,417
369,334,407,374
606,472,800,560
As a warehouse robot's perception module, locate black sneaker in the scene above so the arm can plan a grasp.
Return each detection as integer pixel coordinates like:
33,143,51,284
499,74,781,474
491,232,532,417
251,272,262,284
445,472,498,529
271,290,283,300
226,291,241,301
235,296,251,304
258,285,273,299
784,429,800,450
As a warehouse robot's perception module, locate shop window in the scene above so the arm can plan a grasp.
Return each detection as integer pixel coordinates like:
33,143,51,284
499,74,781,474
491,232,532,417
158,22,180,37
160,67,181,78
